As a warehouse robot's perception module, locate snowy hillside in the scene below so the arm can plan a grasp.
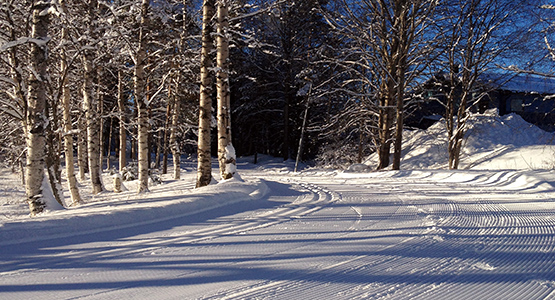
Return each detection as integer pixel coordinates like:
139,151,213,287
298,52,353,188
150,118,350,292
366,110,555,170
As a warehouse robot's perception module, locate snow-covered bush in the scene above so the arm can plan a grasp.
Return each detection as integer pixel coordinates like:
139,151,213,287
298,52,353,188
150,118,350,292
149,166,162,186
120,162,162,185
121,163,138,181
315,139,373,169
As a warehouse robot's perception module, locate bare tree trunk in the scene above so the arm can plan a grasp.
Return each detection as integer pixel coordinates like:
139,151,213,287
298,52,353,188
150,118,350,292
146,81,152,170
117,70,127,172
196,0,216,188
357,124,364,164
377,0,423,171
20,159,25,186
106,116,113,170
216,0,235,180
77,117,88,180
446,77,459,169
294,98,310,173
442,0,510,169
83,53,103,194
449,90,470,169
82,0,103,194
170,87,181,180
26,1,63,215
391,1,414,171
155,126,161,168
130,127,136,160
170,0,190,180
377,6,399,171
97,69,104,171
392,63,408,170
60,0,82,206
162,81,173,175
377,86,394,170
281,19,294,162
45,94,64,206
283,67,292,161
136,0,150,193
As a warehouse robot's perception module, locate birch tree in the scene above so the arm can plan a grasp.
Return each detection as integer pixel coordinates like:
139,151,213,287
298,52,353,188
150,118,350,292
81,0,103,194
169,77,181,179
196,0,216,188
136,0,150,193
216,0,236,180
117,69,127,173
159,1,189,179
59,0,82,205
77,112,88,181
25,0,64,215
162,78,173,175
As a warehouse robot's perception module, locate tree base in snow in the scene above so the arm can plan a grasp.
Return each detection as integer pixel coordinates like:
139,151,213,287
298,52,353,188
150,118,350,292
113,174,123,193
27,195,45,217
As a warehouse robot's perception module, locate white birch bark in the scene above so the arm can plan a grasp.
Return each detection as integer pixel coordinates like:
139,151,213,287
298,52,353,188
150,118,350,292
26,0,64,215
169,81,181,180
136,0,150,193
117,70,127,172
82,0,103,194
216,0,235,180
77,117,88,181
97,69,104,171
169,0,190,180
83,53,103,194
162,81,172,175
60,0,82,205
196,0,216,188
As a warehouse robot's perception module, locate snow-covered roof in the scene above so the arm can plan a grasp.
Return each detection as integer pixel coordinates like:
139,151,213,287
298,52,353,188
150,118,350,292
480,73,555,95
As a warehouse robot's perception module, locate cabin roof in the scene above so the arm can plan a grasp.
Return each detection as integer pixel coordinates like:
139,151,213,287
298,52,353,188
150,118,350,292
480,73,555,95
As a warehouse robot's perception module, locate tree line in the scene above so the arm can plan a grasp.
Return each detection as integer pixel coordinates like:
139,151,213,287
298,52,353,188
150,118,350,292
0,0,551,216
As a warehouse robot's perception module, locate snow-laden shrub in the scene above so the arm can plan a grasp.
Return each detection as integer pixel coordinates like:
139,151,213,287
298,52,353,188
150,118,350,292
149,165,162,186
345,163,371,172
120,162,162,185
121,163,138,181
315,139,372,169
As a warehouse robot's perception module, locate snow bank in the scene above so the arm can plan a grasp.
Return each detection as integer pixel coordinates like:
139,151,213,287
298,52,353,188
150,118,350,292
338,169,555,192
364,111,555,170
0,177,268,246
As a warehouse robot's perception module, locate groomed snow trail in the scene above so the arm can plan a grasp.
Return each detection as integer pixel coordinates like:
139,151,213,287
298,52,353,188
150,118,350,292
2,169,555,299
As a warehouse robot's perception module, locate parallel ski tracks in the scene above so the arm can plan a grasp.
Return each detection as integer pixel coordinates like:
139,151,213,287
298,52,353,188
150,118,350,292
199,179,417,299
380,181,555,300
0,180,339,279
101,177,555,299
218,177,555,300
4,173,555,299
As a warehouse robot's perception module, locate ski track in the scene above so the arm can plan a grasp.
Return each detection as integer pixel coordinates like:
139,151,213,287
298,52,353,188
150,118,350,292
2,170,555,299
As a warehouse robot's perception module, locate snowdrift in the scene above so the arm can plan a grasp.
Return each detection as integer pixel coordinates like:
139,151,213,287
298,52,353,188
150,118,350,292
0,176,268,246
365,110,555,170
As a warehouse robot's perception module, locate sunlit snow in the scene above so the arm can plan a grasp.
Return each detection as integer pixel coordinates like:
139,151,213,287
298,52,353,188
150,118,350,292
2,111,555,299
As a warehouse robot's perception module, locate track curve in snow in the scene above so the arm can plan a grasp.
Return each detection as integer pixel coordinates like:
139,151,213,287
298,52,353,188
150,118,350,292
2,170,555,299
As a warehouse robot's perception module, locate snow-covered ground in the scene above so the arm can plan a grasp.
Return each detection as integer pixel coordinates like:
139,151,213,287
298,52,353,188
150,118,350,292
2,112,555,299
